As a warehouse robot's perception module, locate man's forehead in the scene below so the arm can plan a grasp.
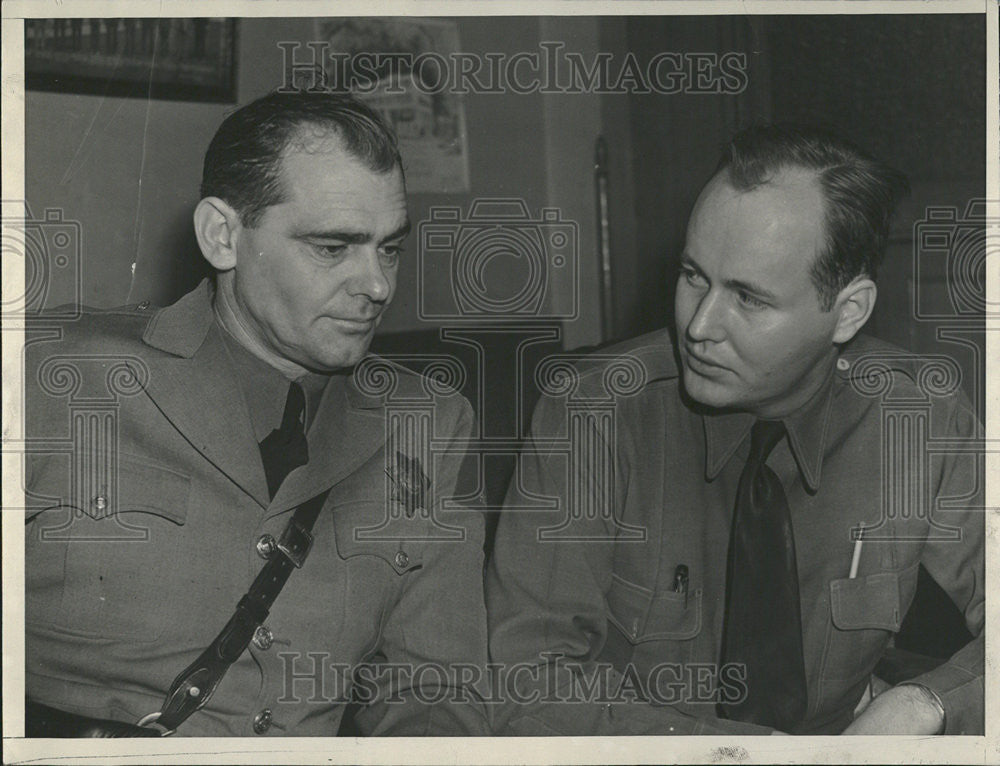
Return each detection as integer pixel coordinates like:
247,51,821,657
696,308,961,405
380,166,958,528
279,130,371,179
272,134,405,217
692,167,826,245
704,165,823,210
685,166,827,299
275,123,400,185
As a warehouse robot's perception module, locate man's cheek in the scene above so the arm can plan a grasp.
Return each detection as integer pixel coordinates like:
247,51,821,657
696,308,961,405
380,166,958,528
674,296,693,329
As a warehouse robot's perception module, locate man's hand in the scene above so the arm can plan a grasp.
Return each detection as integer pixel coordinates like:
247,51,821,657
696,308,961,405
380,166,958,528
841,684,944,735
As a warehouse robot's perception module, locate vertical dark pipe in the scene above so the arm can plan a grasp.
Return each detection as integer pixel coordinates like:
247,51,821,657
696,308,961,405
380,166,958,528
595,136,614,343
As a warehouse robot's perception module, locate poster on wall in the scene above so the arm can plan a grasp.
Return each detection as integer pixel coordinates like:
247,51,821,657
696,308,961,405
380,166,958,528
310,17,471,193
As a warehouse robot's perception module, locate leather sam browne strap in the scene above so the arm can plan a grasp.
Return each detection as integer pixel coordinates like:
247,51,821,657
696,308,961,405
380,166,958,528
154,488,332,732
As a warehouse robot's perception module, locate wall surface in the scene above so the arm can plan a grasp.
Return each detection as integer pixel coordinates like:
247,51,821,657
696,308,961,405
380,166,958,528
25,18,314,309
25,13,986,371
765,14,986,410
623,13,985,406
25,16,607,347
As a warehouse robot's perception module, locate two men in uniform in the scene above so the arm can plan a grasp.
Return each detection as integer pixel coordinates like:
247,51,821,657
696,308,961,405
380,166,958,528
23,95,984,736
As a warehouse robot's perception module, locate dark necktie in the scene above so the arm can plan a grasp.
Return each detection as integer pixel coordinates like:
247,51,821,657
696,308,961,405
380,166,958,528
718,419,807,731
258,381,309,500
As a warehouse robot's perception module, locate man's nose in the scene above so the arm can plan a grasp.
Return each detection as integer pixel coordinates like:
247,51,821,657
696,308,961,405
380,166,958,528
685,289,726,343
349,248,391,303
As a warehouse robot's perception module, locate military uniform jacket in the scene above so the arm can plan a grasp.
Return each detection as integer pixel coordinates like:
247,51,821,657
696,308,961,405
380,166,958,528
25,282,490,736
487,329,983,735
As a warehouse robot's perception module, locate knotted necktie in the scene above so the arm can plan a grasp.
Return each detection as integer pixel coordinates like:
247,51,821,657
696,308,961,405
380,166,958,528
258,381,309,500
718,419,807,731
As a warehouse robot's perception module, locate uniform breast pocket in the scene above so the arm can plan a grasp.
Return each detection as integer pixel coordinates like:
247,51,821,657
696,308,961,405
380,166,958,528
26,453,190,643
605,573,703,668
822,564,917,681
328,499,426,654
330,500,425,574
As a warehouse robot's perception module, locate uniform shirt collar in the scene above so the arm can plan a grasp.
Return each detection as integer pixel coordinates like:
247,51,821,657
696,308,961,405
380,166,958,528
217,316,331,439
141,278,215,357
703,364,836,493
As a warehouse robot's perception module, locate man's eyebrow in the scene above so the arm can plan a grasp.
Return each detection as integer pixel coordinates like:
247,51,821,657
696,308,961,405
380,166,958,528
385,219,411,242
681,252,778,302
723,276,778,303
296,219,411,245
679,252,705,275
297,230,369,244
681,250,707,279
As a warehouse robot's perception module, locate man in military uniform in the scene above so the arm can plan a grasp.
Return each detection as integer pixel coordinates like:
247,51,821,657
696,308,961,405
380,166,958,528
487,125,983,735
25,91,490,736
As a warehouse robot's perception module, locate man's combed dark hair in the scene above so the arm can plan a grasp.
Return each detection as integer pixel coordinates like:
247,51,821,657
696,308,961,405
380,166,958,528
716,124,910,310
201,90,402,228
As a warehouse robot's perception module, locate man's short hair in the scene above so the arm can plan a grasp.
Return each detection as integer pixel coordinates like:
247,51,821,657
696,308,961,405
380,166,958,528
201,90,402,228
715,124,910,310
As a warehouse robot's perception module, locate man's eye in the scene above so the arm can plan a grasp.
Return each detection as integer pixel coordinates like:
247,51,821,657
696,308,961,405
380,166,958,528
680,266,706,286
380,245,404,266
737,290,767,310
316,243,347,257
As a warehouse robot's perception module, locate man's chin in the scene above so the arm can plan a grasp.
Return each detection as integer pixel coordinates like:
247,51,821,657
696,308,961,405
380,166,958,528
681,368,738,409
304,341,373,373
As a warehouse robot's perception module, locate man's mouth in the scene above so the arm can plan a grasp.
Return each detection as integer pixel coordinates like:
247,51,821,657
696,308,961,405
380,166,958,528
683,345,728,375
331,316,378,332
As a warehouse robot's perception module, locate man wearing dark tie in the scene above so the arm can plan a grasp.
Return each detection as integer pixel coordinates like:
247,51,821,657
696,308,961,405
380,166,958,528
24,91,489,737
487,125,983,735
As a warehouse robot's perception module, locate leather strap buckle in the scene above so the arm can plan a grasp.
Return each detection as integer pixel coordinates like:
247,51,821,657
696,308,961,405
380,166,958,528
277,519,313,568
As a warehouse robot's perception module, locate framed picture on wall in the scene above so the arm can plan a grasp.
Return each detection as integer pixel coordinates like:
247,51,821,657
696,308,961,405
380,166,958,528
25,18,237,102
305,17,471,193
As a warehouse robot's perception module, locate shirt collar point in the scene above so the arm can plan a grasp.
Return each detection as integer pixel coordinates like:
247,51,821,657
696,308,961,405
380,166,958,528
702,410,754,480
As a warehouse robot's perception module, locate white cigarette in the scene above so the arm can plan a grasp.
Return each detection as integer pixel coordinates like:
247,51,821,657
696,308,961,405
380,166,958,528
849,524,864,579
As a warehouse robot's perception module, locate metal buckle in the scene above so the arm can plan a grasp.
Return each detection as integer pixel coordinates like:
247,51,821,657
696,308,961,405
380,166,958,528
135,711,176,736
277,520,313,568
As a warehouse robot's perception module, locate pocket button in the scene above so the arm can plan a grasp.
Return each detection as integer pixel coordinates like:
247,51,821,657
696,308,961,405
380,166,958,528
252,708,272,734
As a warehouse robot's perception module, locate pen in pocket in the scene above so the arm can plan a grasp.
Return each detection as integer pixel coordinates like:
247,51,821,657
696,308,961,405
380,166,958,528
672,564,689,608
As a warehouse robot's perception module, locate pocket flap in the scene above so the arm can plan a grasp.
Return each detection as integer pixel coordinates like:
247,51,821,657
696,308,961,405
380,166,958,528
830,571,903,631
607,574,702,642
28,453,189,526
332,499,423,574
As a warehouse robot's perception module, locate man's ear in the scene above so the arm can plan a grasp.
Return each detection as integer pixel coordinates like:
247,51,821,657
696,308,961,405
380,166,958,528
193,197,242,272
831,276,877,344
